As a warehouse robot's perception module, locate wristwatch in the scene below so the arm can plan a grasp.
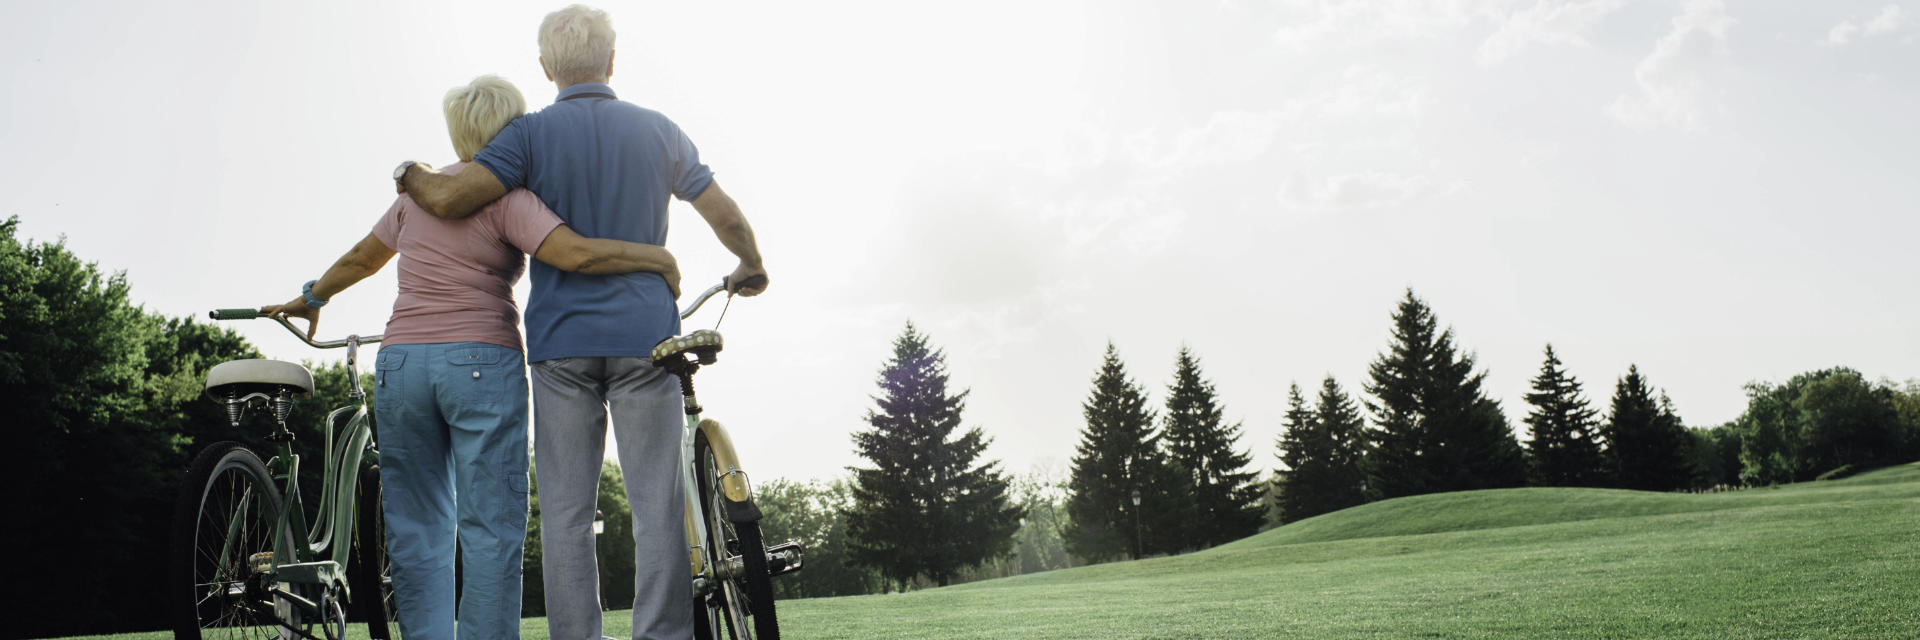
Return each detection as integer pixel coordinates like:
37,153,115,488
301,280,329,308
393,160,418,184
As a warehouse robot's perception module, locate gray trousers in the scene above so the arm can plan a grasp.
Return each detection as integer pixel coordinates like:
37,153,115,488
530,357,691,640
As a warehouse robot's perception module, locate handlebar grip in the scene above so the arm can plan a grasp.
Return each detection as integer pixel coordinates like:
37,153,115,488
210,308,264,320
728,274,769,292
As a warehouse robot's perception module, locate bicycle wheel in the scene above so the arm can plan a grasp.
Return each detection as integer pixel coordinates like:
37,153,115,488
170,442,304,640
350,464,396,640
694,431,779,640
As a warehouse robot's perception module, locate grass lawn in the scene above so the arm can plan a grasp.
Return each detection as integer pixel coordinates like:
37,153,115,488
73,463,1920,639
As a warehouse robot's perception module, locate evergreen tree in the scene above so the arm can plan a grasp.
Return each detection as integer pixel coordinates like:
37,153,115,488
1362,290,1527,498
1065,343,1182,561
1275,378,1370,524
1601,365,1693,491
1312,376,1372,513
1522,344,1607,486
1275,384,1317,523
1158,347,1264,548
845,323,1023,589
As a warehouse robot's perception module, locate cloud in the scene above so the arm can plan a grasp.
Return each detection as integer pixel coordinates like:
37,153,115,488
1278,171,1465,212
1606,0,1734,131
1476,0,1630,65
1826,5,1912,46
1130,109,1284,171
1270,0,1631,65
1271,0,1475,50
1308,65,1430,119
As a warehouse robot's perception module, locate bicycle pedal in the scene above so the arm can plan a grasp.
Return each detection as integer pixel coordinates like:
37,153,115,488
766,541,804,577
249,551,275,574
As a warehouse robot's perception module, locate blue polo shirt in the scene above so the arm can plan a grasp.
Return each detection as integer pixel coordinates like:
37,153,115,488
473,83,714,363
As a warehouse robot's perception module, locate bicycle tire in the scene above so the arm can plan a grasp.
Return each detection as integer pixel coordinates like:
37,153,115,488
349,464,395,639
169,442,303,640
694,431,779,640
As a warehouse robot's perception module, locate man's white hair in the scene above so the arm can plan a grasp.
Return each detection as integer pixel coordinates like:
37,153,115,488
443,75,528,162
540,5,616,86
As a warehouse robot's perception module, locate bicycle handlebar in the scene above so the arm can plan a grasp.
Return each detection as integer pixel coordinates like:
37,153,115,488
679,274,767,320
207,309,384,349
215,271,761,343
679,284,728,320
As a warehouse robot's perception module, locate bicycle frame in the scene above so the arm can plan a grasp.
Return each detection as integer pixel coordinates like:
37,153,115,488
675,283,748,589
211,311,385,619
267,401,376,593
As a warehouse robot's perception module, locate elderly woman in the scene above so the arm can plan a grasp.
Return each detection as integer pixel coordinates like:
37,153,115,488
261,75,669,640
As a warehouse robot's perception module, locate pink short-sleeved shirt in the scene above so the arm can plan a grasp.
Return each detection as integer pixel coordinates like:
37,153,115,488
371,162,564,351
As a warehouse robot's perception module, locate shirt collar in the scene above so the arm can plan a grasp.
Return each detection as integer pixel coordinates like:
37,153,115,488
556,83,617,102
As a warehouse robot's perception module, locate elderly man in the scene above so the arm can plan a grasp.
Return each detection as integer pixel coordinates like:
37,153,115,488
396,6,766,639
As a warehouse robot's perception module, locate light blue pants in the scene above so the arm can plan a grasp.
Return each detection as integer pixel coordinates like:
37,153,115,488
374,342,530,640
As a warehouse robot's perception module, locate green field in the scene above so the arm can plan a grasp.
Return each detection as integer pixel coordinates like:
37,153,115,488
77,463,1920,640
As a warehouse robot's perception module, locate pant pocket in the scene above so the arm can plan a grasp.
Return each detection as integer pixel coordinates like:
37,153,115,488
444,345,516,404
374,348,406,389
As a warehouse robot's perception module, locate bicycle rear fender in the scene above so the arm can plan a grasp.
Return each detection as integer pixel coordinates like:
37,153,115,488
697,418,763,523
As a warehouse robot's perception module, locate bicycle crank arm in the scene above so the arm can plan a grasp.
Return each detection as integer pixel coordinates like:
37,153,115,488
262,586,329,639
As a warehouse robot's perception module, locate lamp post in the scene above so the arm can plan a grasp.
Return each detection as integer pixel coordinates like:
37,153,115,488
1130,488,1142,559
593,509,607,612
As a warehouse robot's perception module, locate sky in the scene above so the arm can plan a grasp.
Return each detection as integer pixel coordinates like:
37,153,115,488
3,0,1916,485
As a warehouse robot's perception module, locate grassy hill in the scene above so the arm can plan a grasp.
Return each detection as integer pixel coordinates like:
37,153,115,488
73,463,1920,640
775,463,1920,639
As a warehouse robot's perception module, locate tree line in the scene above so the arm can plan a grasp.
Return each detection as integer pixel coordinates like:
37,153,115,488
773,290,1920,595
9,218,1920,634
3,219,380,638
0,220,655,637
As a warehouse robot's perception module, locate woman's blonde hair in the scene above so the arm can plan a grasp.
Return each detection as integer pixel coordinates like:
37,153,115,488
443,75,527,162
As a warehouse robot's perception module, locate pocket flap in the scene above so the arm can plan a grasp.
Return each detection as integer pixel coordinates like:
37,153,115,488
445,346,510,366
375,350,406,371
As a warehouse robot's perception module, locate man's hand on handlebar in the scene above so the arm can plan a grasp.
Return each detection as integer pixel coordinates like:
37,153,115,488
727,262,769,297
260,297,322,340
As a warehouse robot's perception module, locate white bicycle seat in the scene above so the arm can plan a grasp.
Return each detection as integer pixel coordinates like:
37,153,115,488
205,359,314,399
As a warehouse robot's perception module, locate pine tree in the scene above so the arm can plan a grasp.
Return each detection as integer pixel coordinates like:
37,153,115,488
1274,384,1319,523
1362,290,1527,498
1522,344,1607,486
1159,347,1264,548
1276,379,1370,524
1601,365,1693,491
845,322,1023,589
1065,343,1181,561
1312,376,1371,513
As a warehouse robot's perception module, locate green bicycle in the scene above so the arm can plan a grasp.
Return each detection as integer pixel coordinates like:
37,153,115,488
170,311,393,640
